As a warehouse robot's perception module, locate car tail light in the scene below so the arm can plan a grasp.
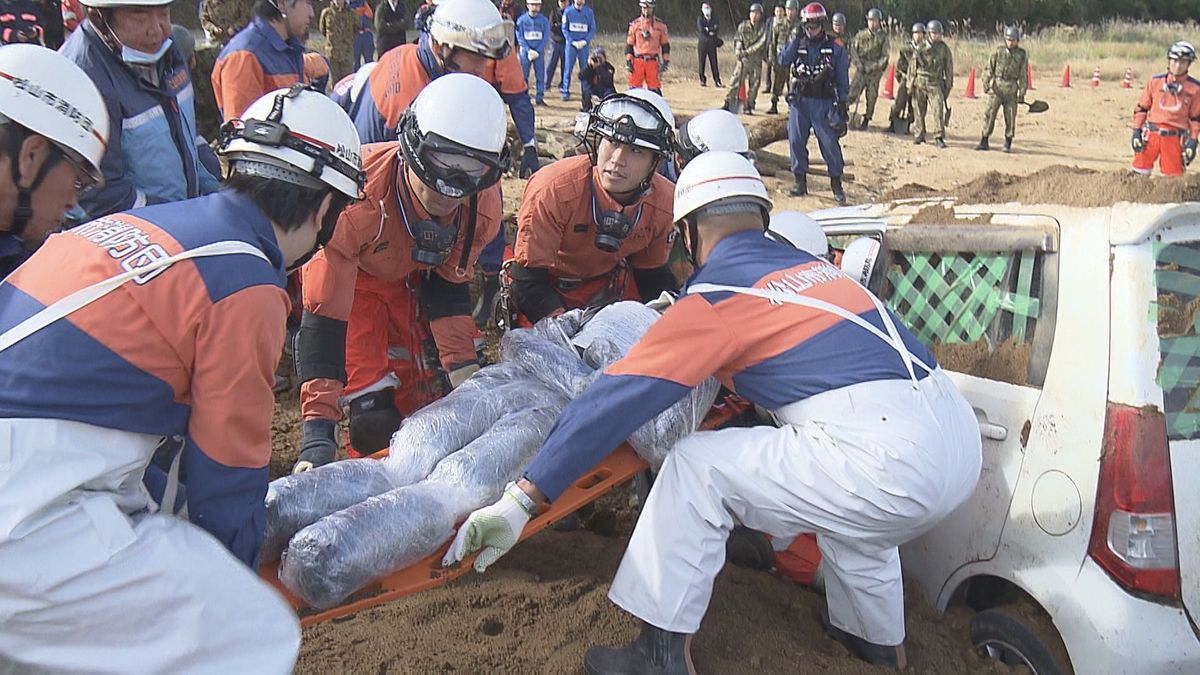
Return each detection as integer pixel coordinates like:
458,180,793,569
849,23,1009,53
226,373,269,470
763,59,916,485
1087,403,1180,598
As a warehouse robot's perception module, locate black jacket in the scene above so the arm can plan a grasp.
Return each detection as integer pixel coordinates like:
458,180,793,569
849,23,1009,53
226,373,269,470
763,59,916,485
374,0,408,55
697,15,720,44
579,61,616,97
550,6,566,44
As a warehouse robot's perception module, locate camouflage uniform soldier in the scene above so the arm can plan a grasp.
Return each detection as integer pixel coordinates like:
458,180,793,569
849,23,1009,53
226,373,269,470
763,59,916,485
724,3,769,115
976,26,1027,153
320,0,360,83
908,19,952,148
766,0,798,114
887,22,922,133
200,0,255,45
847,7,888,129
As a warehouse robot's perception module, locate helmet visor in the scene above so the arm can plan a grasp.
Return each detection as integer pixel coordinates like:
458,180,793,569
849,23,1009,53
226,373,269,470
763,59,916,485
589,96,673,153
434,17,515,59
403,125,511,199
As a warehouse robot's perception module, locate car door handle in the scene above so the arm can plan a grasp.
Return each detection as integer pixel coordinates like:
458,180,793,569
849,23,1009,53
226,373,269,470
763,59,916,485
973,407,1008,441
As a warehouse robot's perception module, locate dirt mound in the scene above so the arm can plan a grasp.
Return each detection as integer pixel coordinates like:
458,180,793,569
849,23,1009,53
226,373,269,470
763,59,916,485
296,517,1007,674
883,166,1200,206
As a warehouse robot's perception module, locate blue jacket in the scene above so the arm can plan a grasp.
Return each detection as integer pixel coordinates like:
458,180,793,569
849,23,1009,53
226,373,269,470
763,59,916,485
523,230,934,500
561,5,595,43
61,22,219,220
516,12,551,53
0,192,290,568
780,31,850,102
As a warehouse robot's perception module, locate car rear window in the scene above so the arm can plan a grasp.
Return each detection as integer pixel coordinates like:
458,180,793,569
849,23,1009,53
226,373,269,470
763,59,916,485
829,234,1046,387
1154,241,1200,440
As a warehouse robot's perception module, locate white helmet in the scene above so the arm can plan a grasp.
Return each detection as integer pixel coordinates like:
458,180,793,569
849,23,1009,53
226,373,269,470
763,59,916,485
0,44,108,185
398,73,511,198
220,85,365,199
673,150,772,224
767,211,828,256
587,89,675,156
841,237,882,286
676,109,750,166
429,0,515,60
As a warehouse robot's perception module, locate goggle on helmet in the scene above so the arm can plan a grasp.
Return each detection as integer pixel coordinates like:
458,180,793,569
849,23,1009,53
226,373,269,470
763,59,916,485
397,107,512,199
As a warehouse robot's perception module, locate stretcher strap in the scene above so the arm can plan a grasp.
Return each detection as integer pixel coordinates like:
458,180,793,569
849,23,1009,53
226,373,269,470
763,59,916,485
687,282,933,384
1154,241,1200,439
884,251,1041,346
0,240,270,354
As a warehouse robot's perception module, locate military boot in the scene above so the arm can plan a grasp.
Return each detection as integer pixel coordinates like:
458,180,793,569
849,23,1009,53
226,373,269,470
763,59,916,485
912,134,926,145
831,176,847,206
858,116,869,130
975,136,989,151
1004,137,1013,153
789,173,808,196
767,100,779,115
584,622,696,675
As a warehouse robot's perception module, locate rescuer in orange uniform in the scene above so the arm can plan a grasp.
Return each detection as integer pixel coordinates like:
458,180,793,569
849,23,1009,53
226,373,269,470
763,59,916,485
1131,41,1200,177
625,0,670,95
292,74,510,472
507,89,679,325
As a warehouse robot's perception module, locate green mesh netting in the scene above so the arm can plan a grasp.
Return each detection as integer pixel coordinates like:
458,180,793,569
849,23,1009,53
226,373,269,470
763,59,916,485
1154,241,1200,440
884,251,1041,346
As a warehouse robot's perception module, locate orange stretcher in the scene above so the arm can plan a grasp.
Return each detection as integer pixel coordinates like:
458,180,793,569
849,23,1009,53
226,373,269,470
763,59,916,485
260,397,747,626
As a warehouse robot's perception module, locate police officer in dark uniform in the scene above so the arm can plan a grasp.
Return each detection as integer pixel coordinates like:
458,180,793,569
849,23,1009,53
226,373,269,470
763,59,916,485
780,1,849,204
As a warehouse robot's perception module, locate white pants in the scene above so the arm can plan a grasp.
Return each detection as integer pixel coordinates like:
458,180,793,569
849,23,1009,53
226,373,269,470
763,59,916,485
0,419,299,674
608,370,982,646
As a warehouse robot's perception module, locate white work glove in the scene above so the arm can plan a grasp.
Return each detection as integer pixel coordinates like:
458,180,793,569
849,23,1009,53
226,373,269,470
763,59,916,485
645,290,677,312
528,49,540,60
448,362,481,388
443,482,535,572
572,40,586,49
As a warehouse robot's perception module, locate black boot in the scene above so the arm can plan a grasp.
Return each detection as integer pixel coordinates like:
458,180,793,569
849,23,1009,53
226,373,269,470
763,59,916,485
831,175,847,206
584,622,696,675
699,77,707,87
858,116,869,130
1004,137,1013,153
789,173,808,196
821,612,906,670
975,136,989,151
767,101,779,115
913,134,926,145
934,137,947,149
715,78,723,87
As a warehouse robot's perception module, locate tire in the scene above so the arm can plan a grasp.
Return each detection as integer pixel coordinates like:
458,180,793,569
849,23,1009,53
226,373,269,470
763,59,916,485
970,606,1072,675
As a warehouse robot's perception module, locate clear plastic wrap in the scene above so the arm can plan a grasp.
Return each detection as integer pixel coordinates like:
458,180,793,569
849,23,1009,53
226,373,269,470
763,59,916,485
499,327,597,398
569,301,661,357
279,403,565,609
629,376,722,468
382,380,552,485
261,460,396,563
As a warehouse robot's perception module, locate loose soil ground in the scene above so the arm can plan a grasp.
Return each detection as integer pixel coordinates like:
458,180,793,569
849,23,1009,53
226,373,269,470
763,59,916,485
286,41,1161,672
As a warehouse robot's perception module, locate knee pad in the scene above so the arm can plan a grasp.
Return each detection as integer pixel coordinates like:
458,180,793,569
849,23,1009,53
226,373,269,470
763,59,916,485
348,389,404,455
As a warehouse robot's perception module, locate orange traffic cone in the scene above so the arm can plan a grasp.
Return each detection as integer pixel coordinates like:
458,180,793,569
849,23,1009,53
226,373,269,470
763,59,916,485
964,67,978,98
1060,64,1071,87
1091,66,1101,88
738,81,746,103
883,63,895,99
1122,68,1133,88
1026,62,1036,90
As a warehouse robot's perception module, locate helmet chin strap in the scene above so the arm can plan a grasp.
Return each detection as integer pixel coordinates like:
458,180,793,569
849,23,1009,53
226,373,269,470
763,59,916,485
6,131,62,239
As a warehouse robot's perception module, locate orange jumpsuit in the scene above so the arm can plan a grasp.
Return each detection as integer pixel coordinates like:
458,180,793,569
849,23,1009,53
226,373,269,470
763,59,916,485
625,15,670,90
1132,72,1200,176
512,155,675,322
299,143,502,427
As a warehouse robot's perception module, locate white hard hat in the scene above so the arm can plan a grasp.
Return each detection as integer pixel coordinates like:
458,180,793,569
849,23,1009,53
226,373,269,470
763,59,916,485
587,90,675,155
220,85,365,199
841,237,881,286
399,73,510,198
79,0,171,6
676,109,750,166
767,211,828,256
0,44,108,184
673,150,772,223
429,0,515,60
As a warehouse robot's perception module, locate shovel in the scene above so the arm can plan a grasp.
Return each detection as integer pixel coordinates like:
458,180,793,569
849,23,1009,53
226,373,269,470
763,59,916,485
1021,100,1050,113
